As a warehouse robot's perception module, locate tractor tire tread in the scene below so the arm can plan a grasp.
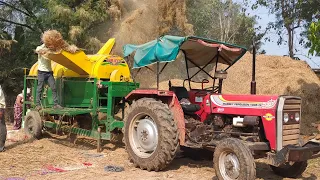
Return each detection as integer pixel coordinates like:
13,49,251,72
24,111,42,139
124,98,179,171
213,138,256,180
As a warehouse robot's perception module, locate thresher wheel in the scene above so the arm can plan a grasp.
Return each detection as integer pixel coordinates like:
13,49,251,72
270,161,307,178
24,111,43,139
124,98,179,171
213,138,256,180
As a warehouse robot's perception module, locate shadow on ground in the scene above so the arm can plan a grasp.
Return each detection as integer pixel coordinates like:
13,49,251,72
256,161,317,180
41,131,124,151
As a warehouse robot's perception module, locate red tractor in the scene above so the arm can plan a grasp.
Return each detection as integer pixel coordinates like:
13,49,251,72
122,35,320,179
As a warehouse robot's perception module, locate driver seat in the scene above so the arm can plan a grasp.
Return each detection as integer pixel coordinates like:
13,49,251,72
169,86,200,113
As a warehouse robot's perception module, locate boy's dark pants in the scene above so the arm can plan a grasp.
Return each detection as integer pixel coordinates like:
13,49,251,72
36,71,59,106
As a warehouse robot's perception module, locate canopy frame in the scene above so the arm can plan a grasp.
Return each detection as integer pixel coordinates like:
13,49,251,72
183,51,222,92
124,35,248,91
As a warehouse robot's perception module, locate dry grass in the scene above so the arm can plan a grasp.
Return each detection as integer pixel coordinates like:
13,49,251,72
157,0,194,35
111,0,193,54
0,138,82,177
41,30,65,52
107,4,122,21
69,26,83,42
1,132,319,179
40,30,79,54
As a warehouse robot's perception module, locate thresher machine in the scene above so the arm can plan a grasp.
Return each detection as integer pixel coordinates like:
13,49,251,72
22,38,139,149
22,35,320,180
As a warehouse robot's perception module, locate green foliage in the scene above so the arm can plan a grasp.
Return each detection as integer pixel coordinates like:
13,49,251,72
252,0,319,58
308,21,320,56
44,0,109,51
186,0,264,52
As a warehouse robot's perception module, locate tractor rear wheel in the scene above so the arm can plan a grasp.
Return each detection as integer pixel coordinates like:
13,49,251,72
270,161,307,178
124,98,179,171
24,111,42,139
213,138,256,180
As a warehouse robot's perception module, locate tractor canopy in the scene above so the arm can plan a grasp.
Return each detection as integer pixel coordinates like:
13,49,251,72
123,35,247,70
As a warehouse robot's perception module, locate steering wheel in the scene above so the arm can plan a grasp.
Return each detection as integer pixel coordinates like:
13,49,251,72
194,79,213,95
201,79,209,90
183,79,216,95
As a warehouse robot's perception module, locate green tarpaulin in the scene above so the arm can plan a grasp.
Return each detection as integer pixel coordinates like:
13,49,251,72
123,35,186,69
123,35,247,70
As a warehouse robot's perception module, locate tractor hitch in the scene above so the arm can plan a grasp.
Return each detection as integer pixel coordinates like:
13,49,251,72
267,141,320,167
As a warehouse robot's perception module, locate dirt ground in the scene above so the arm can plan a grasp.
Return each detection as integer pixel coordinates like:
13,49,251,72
0,126,319,180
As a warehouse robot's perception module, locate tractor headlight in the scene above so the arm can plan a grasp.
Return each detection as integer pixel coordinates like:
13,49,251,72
295,112,300,122
283,113,289,123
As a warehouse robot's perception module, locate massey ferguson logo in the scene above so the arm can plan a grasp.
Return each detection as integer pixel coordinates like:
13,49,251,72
263,113,275,121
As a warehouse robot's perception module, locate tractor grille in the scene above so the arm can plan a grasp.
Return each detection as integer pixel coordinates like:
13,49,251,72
283,124,300,146
282,99,301,147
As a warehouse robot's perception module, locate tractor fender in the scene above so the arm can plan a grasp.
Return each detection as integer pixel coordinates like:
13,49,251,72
126,89,186,145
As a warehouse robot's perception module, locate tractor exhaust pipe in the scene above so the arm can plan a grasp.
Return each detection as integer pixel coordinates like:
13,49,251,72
251,39,256,95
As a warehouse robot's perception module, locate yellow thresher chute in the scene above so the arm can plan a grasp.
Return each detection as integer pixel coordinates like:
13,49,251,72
29,38,132,82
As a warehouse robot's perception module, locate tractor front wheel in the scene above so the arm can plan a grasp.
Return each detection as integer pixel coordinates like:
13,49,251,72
270,161,307,178
124,98,179,171
213,138,256,180
24,111,42,139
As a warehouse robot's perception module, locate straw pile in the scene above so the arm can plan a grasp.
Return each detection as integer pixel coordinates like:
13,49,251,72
110,0,193,54
133,53,320,134
39,30,79,55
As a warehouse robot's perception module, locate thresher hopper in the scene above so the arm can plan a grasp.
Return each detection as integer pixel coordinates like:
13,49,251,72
23,38,139,148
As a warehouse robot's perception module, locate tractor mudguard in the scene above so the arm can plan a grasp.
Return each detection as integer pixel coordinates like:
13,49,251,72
126,89,186,145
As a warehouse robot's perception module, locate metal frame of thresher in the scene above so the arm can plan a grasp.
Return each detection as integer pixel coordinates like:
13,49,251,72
22,72,139,141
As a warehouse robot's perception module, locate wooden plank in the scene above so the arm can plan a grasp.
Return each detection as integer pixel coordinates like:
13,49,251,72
283,129,300,135
283,139,299,146
283,124,300,130
283,104,301,110
284,99,301,104
283,134,300,141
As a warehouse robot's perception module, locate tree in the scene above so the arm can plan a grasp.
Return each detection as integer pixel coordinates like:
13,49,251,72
186,0,264,52
302,0,319,56
253,0,320,59
308,21,320,56
43,0,110,52
253,0,302,58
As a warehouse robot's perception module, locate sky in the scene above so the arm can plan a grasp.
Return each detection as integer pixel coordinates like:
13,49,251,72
235,0,320,68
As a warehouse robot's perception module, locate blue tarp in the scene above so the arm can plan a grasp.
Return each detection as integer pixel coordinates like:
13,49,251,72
123,35,186,69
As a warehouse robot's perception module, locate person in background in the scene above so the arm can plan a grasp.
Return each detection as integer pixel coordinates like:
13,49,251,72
0,85,6,152
13,88,31,130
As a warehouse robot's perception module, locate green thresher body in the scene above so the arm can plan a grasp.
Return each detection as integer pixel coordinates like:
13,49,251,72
22,40,139,141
